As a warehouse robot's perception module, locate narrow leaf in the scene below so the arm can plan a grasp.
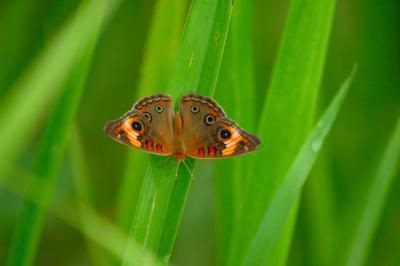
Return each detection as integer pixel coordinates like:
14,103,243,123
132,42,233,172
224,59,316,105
230,0,337,264
69,126,112,266
345,114,400,266
243,67,356,266
0,0,120,177
123,0,233,264
214,0,256,264
116,0,186,232
158,0,233,260
5,1,116,264
1,168,161,266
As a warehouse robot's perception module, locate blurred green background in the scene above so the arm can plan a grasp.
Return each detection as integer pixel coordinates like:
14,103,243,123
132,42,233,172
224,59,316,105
0,0,399,266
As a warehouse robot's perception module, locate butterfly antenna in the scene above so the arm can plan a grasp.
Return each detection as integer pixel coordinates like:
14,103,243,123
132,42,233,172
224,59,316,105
182,160,195,179
185,159,194,168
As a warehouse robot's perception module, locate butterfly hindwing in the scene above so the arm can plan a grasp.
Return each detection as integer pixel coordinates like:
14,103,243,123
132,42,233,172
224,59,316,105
213,118,261,157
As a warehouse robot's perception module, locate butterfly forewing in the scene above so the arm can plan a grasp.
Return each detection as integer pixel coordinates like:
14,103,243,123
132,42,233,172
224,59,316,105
104,94,175,156
179,93,261,159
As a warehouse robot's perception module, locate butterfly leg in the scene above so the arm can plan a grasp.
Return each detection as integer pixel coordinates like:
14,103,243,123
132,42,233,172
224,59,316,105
174,162,180,180
182,160,195,179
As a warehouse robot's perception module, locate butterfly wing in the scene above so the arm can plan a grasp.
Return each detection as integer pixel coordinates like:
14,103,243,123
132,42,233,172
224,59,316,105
180,93,261,159
104,93,175,155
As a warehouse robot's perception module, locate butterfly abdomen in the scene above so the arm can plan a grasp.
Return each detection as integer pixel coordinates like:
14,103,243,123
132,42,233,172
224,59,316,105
174,151,185,162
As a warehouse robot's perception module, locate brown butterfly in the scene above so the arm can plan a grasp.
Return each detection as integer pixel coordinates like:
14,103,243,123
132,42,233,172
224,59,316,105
104,93,261,175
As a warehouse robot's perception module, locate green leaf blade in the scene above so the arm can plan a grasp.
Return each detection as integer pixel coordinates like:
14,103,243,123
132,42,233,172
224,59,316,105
123,0,233,264
214,0,256,264
158,1,233,260
244,67,356,266
230,0,338,264
345,114,400,266
4,1,118,265
116,0,186,233
0,0,120,177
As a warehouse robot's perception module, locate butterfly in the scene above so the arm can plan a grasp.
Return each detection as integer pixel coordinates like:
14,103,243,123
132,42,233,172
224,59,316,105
104,93,261,175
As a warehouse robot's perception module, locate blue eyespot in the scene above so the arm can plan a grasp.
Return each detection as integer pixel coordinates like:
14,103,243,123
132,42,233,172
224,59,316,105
220,129,231,139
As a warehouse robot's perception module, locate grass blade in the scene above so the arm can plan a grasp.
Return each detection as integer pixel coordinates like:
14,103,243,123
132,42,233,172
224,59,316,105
124,0,233,264
165,0,233,97
243,67,356,266
69,126,112,266
0,0,37,94
5,1,117,264
214,0,256,264
230,0,337,264
344,115,400,266
0,0,120,178
158,0,233,261
1,167,161,266
302,150,337,265
116,0,186,232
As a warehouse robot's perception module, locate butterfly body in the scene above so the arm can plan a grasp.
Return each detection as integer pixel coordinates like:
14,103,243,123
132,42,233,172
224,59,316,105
104,93,261,162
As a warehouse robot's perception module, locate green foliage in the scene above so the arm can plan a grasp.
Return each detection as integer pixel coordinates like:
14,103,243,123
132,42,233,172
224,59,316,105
227,0,337,265
214,0,256,264
244,67,356,266
116,0,186,233
0,0,119,171
1,166,160,265
0,0,399,266
124,0,233,264
345,115,400,266
4,1,115,265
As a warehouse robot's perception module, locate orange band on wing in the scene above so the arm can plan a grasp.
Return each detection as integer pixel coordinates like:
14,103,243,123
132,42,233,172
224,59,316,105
222,146,236,156
125,131,142,147
120,121,142,148
210,109,221,118
222,133,244,156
